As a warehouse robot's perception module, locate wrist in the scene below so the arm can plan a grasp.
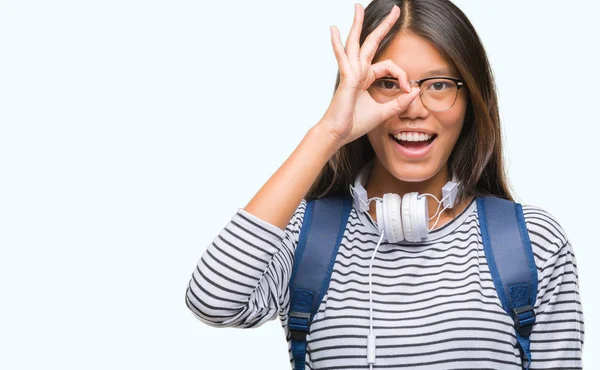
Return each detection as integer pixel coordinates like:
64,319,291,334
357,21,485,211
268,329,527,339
309,122,343,159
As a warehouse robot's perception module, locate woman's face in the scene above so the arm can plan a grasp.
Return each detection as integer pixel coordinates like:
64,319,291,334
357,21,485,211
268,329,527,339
366,31,468,183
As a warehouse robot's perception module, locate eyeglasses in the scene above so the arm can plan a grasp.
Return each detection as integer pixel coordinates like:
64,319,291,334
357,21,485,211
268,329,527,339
368,76,466,111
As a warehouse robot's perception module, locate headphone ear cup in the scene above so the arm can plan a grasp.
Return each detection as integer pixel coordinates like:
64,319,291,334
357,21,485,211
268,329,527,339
376,198,385,237
401,192,414,242
415,194,429,241
382,193,404,243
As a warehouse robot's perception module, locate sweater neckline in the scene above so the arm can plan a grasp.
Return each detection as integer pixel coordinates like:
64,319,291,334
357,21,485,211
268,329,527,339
354,196,477,244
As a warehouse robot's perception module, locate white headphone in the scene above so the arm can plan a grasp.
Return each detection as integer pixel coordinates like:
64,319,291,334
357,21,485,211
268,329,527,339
349,159,460,243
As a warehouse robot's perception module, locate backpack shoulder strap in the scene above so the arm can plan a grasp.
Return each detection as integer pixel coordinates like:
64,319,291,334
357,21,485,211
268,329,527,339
476,196,538,370
288,195,352,370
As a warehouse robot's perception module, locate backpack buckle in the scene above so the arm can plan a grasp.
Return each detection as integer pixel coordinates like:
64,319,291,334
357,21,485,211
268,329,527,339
289,311,311,341
512,305,536,337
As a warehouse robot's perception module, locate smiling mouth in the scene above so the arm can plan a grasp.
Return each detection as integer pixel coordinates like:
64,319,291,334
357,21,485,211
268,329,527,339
389,134,437,149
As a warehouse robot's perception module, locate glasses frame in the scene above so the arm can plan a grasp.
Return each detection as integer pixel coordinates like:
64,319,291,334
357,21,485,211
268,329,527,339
375,76,466,112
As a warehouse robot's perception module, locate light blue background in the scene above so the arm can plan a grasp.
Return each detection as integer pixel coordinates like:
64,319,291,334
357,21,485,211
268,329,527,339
0,0,596,368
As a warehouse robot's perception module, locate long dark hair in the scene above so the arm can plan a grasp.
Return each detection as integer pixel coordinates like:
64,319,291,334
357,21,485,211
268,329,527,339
306,0,514,204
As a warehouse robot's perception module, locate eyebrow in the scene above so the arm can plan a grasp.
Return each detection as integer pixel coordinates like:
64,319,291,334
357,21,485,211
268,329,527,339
423,68,456,77
425,68,454,77
379,67,460,80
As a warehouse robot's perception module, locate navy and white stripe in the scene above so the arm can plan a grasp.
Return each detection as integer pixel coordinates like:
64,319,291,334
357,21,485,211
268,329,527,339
186,198,584,369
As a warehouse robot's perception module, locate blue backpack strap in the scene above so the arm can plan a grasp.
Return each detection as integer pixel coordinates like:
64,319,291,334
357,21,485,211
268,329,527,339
288,196,352,370
476,196,538,370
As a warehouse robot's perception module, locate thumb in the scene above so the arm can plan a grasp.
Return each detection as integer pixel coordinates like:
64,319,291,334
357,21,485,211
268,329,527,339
380,87,420,120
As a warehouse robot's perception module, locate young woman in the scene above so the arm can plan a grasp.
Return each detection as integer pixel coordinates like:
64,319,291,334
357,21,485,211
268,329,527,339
185,0,584,368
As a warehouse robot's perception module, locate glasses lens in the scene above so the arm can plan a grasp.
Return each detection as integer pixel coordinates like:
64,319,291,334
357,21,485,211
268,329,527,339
420,79,459,111
368,79,403,102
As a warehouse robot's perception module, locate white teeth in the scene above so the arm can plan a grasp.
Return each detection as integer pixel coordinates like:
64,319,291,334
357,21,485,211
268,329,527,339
393,132,433,142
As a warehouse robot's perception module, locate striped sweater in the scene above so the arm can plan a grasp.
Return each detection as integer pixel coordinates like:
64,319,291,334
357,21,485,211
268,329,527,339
185,197,584,369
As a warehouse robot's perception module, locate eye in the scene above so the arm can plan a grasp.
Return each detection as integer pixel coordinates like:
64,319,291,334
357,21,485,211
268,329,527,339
424,79,455,92
375,78,400,90
431,82,449,90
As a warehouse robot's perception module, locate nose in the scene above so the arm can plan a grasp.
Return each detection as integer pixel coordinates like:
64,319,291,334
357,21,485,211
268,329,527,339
399,84,429,120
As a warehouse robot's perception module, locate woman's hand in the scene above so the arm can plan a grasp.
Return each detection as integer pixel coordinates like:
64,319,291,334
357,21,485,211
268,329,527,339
319,3,420,147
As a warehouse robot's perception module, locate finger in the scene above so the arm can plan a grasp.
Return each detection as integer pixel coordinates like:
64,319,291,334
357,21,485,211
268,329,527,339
371,59,410,93
380,87,421,119
360,5,400,63
330,26,350,76
345,3,364,61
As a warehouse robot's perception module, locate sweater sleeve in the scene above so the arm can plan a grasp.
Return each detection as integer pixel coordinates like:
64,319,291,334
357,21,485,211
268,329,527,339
522,205,584,369
185,200,307,328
